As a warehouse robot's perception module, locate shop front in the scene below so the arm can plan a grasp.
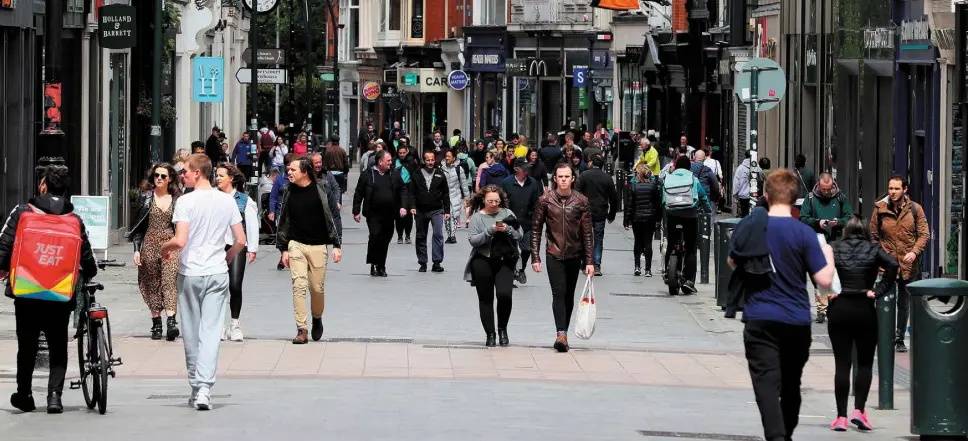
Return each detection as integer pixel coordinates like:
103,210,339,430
895,14,940,277
0,0,39,214
397,67,450,140
463,26,507,140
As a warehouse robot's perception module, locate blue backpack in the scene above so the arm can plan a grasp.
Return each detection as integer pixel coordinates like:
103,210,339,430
662,171,698,211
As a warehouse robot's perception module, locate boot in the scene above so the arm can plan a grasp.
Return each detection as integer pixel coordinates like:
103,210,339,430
498,329,509,347
150,317,163,340
485,333,497,347
166,316,180,341
46,392,63,414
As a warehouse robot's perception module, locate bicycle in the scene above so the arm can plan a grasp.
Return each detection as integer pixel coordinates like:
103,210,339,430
70,270,123,415
664,222,686,296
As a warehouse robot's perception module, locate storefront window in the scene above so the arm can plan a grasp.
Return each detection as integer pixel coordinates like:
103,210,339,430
381,0,401,32
945,66,961,276
108,53,129,230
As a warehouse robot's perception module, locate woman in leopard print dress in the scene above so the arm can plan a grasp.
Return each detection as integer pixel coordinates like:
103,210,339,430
128,163,181,340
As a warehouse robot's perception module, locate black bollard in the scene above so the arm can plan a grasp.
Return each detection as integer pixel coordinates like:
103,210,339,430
699,212,711,284
876,283,897,409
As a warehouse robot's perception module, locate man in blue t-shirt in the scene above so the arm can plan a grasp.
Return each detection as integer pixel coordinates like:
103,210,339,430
728,169,835,441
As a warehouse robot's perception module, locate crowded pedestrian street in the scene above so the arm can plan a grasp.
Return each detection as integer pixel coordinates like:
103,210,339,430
0,176,916,440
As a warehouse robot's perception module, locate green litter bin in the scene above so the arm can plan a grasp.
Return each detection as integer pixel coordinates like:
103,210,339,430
715,218,742,308
907,278,968,438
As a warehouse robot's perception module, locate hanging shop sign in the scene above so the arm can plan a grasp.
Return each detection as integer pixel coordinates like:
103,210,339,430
591,51,611,69
397,68,449,93
506,58,529,76
466,48,506,73
192,57,225,103
361,81,381,102
447,70,469,90
98,4,138,49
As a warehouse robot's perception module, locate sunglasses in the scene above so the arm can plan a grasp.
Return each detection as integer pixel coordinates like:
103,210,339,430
153,173,170,179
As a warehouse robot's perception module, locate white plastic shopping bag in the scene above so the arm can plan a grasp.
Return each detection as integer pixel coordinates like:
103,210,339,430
816,233,842,295
574,275,597,340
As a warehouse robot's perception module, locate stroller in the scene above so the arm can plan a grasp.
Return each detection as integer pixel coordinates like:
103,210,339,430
259,192,277,245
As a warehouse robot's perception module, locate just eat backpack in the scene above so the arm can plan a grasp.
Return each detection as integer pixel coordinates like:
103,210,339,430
663,172,698,211
10,205,83,302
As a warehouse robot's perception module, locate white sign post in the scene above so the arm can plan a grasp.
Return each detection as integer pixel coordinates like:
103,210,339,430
235,68,288,84
70,196,121,265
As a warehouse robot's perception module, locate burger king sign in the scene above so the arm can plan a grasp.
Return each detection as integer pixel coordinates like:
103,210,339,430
361,81,381,102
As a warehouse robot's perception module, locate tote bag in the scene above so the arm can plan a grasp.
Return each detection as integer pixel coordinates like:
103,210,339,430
574,275,597,340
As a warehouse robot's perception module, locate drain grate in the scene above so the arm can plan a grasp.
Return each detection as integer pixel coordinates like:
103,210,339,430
637,430,761,441
327,337,414,344
423,344,488,350
611,292,672,298
147,394,232,400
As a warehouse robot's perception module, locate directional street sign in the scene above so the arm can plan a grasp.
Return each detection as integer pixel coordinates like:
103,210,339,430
241,48,287,65
734,57,786,112
235,68,288,84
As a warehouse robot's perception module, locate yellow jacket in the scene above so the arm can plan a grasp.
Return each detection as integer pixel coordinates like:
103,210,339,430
634,147,660,175
513,144,529,159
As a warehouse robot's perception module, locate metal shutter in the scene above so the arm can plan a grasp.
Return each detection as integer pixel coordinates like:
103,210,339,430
736,98,748,159
542,80,563,136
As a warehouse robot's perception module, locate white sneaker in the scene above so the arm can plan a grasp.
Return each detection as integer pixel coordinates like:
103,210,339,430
220,325,228,341
188,387,199,408
194,387,212,410
230,323,244,342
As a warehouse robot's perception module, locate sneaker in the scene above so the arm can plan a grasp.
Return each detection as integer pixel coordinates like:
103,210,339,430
418,264,428,273
644,270,653,278
432,263,444,273
815,312,827,324
895,341,908,353
230,322,244,342
397,237,404,244
220,326,228,341
681,281,698,294
446,236,457,244
594,267,603,277
850,409,873,430
553,332,569,353
517,271,527,284
830,416,848,431
634,267,642,276
10,392,36,413
405,236,412,244
188,388,198,408
194,387,212,410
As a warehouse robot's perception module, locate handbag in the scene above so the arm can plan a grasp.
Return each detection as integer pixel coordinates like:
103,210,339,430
574,275,597,340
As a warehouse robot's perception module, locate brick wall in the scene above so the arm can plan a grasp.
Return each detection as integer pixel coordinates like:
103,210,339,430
425,0,446,42
671,0,687,31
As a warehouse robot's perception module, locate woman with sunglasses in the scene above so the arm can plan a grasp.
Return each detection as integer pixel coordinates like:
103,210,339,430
464,185,522,346
216,163,259,341
128,163,182,340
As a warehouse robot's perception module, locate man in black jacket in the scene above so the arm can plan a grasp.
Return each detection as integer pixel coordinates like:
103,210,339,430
408,151,451,273
500,158,543,284
353,151,408,277
576,153,618,275
0,163,98,413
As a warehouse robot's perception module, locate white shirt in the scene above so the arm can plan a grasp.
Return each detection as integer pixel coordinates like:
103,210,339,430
172,188,242,276
703,157,723,179
223,190,260,253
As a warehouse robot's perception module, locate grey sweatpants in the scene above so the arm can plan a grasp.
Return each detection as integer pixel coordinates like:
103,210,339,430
177,273,229,390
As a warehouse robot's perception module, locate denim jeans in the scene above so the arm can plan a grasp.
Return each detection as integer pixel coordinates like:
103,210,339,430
593,220,606,268
415,209,445,264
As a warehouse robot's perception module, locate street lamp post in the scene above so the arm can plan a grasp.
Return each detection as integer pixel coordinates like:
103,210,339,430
151,0,163,164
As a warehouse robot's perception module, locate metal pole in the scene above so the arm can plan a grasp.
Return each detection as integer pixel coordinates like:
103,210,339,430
151,0,163,164
250,5,261,186
304,0,314,147
38,0,66,161
748,66,760,206
287,0,295,133
331,2,339,139
275,6,281,127
957,2,968,279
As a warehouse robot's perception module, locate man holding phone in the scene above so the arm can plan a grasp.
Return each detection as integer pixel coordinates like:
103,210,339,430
798,173,852,323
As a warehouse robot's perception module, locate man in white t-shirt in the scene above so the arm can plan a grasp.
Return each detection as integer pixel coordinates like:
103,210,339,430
162,154,246,411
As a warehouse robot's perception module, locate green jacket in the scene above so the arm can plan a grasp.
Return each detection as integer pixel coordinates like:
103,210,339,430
799,184,852,241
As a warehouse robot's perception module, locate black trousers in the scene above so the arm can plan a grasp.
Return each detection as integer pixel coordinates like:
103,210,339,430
15,299,71,395
470,254,515,334
665,215,698,282
738,198,751,217
744,320,812,441
518,230,532,271
395,212,413,238
227,245,247,319
258,149,270,174
546,256,583,332
366,214,396,267
827,296,878,417
238,164,253,181
631,221,657,270
896,277,916,341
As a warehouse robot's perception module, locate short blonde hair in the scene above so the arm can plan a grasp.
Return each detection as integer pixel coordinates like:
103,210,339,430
635,163,652,180
185,153,213,180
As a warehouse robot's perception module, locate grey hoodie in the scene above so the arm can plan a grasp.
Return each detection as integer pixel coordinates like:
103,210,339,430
732,159,752,200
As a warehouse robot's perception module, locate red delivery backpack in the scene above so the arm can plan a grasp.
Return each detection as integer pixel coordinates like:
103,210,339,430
9,204,83,302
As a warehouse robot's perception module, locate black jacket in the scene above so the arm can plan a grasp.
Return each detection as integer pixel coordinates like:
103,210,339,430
276,179,342,251
833,237,898,297
538,146,562,172
575,167,618,223
500,176,542,232
408,166,451,213
127,191,176,252
624,177,662,227
353,165,408,218
726,207,774,312
1,194,99,301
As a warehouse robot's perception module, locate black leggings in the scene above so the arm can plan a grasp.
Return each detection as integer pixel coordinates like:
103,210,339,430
470,254,514,334
827,295,878,417
546,256,583,332
395,212,413,238
227,246,247,319
631,221,656,270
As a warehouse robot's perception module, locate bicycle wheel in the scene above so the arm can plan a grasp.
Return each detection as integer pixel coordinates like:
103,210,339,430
667,254,680,296
96,326,109,414
77,319,96,409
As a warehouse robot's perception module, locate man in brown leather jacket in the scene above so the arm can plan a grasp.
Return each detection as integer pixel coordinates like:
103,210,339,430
531,162,595,353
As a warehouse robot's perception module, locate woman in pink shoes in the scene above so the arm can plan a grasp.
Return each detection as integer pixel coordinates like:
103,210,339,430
828,215,898,431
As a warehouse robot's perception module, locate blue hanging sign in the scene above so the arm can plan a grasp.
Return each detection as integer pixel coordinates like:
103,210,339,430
447,70,469,90
572,66,588,87
192,57,225,103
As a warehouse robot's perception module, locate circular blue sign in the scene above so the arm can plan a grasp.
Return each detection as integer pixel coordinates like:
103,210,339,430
448,70,469,90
